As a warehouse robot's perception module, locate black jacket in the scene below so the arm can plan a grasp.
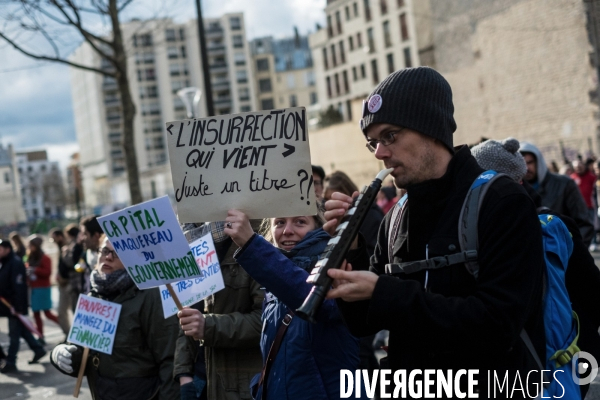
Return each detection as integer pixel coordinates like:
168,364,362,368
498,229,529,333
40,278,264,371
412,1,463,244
0,250,28,316
338,146,546,399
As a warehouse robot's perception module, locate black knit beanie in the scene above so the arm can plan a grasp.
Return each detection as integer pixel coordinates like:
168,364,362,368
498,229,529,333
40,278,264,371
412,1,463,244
360,67,456,152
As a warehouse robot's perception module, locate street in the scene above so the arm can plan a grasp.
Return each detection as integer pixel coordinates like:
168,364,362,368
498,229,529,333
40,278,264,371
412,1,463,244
1,247,600,399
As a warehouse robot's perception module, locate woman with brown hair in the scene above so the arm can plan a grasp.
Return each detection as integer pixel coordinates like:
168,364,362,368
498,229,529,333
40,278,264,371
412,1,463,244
26,235,59,345
9,232,27,260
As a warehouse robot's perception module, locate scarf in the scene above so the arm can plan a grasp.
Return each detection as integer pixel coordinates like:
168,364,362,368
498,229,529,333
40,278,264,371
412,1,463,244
279,228,331,272
90,268,134,298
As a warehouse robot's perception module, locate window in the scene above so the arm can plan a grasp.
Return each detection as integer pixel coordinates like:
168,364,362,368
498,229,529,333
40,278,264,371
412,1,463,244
367,28,375,53
140,34,152,46
234,53,246,66
352,66,358,81
232,35,244,48
305,71,315,86
353,2,359,16
331,44,337,67
239,87,250,101
145,68,156,81
259,78,272,93
327,15,333,37
168,46,178,59
400,13,409,41
334,73,340,96
322,47,329,70
345,6,351,20
310,92,318,105
371,59,379,84
165,29,176,42
236,69,248,83
171,80,184,93
256,58,269,71
380,0,388,14
342,70,349,93
326,76,332,98
179,28,185,41
287,74,295,89
290,94,298,107
339,41,346,64
181,46,187,58
403,47,412,68
349,36,354,51
357,32,363,48
335,11,342,35
387,53,395,74
169,63,181,76
261,98,274,110
397,0,404,7
147,86,158,98
383,21,392,47
360,63,366,79
4,172,10,184
241,105,251,112
143,52,154,64
363,0,371,21
230,16,241,30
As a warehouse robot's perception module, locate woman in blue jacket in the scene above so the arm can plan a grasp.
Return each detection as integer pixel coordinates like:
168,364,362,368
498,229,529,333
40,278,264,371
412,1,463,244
222,209,366,400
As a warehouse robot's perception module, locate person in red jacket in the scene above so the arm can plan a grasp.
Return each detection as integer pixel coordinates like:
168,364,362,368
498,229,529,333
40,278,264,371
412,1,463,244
26,235,59,344
571,159,596,222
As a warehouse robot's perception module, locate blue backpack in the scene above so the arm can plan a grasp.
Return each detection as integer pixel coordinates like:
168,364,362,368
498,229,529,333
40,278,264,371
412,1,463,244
459,171,580,399
384,170,581,398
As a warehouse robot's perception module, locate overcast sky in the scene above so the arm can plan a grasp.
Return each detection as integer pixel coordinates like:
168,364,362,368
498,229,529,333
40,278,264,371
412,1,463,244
0,0,325,169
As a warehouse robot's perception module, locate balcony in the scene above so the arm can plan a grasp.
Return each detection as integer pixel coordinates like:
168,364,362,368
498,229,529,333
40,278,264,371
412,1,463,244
211,80,230,91
214,97,232,105
209,63,228,73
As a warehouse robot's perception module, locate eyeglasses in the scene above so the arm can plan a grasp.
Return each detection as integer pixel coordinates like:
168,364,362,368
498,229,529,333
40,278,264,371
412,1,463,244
365,129,405,153
100,247,119,259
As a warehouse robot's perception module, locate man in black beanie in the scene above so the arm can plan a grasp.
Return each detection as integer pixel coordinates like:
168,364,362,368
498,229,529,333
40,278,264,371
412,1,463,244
323,67,546,398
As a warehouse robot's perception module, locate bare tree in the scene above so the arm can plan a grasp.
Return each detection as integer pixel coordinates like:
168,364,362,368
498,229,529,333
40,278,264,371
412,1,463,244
0,0,143,204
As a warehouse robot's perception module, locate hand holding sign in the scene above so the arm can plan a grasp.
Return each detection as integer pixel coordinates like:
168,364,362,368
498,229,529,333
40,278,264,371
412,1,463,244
166,107,316,222
178,308,206,340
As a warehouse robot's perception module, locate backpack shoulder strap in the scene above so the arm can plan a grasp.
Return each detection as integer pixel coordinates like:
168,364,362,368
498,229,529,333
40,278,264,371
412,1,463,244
388,193,408,262
458,170,507,278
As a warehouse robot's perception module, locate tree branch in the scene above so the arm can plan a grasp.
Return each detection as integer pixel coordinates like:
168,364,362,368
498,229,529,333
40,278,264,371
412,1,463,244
117,0,135,13
50,0,113,48
0,31,113,76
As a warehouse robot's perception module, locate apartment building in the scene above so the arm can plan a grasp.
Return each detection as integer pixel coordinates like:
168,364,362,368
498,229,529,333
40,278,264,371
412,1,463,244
250,29,318,113
309,0,423,120
16,150,64,221
70,14,256,211
0,144,26,225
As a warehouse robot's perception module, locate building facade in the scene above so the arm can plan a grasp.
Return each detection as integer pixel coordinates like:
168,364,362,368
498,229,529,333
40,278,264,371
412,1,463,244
70,14,256,211
250,29,318,116
425,0,600,163
309,0,424,121
16,150,64,221
0,144,26,226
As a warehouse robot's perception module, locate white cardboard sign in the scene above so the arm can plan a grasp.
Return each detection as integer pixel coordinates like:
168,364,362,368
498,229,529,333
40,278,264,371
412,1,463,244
98,196,202,289
166,107,316,222
68,295,122,354
159,232,225,318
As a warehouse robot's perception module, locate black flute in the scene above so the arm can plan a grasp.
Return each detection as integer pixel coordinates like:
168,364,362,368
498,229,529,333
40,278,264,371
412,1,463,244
296,168,393,323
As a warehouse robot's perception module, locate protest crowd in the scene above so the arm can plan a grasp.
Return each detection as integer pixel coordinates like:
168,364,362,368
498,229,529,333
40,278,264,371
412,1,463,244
2,66,600,400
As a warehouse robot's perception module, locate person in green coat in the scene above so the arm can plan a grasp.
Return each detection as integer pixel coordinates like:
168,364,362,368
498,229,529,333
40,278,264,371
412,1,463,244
50,235,180,400
174,221,263,400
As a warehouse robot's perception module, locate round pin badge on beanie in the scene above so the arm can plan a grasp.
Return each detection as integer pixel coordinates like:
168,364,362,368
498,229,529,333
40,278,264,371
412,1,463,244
368,94,382,113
